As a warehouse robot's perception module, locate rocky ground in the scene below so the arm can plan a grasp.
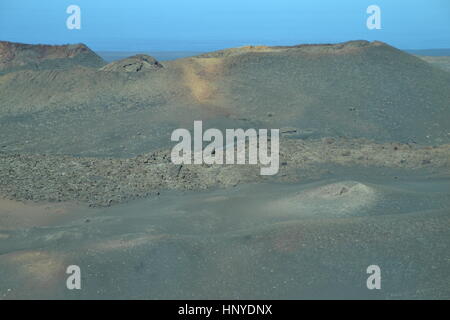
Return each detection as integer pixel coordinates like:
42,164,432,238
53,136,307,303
1,137,448,207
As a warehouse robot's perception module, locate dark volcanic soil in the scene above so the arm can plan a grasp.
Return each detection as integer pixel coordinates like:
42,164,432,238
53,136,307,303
1,175,450,299
0,40,449,300
1,40,450,157
0,138,449,206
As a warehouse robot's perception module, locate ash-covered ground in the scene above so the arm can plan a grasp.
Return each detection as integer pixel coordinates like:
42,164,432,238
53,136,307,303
0,40,449,299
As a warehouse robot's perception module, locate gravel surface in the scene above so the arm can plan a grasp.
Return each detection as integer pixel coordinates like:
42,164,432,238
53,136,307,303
1,138,448,206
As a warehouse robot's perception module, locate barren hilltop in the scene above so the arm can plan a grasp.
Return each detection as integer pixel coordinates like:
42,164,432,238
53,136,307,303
0,40,449,157
0,41,106,74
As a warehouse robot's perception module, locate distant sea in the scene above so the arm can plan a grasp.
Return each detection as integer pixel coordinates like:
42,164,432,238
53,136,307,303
405,48,450,56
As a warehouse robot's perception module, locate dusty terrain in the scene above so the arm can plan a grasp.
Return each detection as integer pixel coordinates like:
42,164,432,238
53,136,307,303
0,40,449,299
0,138,449,206
1,174,449,299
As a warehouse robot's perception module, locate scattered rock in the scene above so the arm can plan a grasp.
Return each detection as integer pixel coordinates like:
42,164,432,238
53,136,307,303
100,54,163,72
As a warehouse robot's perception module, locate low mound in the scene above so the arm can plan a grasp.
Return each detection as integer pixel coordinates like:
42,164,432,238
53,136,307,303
0,41,106,74
100,54,164,72
294,181,375,200
267,181,378,218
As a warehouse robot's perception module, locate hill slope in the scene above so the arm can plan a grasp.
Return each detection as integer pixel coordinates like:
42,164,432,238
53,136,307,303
0,41,106,74
0,40,449,156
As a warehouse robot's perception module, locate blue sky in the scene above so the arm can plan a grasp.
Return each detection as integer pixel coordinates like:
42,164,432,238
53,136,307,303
0,0,449,51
